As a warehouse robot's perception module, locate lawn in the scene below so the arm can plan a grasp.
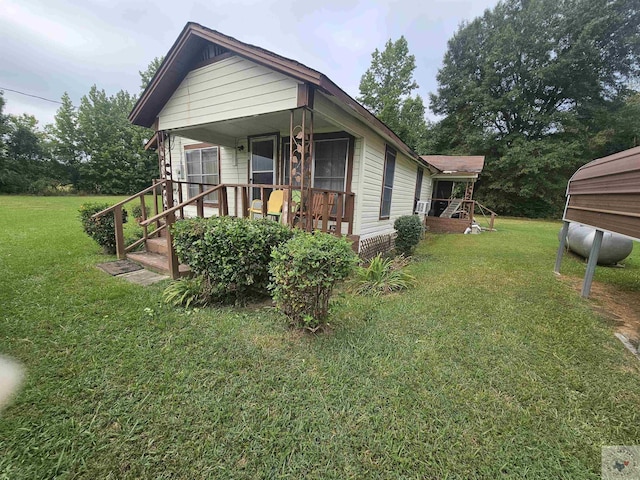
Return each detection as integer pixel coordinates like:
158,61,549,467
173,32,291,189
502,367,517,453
1,195,639,479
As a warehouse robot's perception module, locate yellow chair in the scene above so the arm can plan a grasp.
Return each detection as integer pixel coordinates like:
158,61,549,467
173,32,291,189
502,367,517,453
249,190,285,220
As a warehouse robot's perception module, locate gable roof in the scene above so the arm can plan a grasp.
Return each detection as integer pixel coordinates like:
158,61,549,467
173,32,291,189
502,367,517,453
420,155,485,175
130,22,436,171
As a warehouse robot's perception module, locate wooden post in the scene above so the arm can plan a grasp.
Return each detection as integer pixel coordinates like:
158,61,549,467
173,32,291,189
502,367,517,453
335,193,343,236
220,186,229,216
167,180,174,207
140,195,148,242
581,229,603,298
152,179,160,230
197,184,204,217
241,186,248,218
347,194,354,235
554,221,570,274
177,182,184,219
114,205,125,260
261,187,267,218
166,210,179,279
234,186,238,217
321,192,329,232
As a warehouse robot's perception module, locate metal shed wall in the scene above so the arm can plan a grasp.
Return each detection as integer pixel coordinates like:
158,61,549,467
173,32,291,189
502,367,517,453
564,146,640,241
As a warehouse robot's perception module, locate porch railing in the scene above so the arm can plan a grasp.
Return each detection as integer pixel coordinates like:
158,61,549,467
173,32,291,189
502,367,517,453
93,180,356,278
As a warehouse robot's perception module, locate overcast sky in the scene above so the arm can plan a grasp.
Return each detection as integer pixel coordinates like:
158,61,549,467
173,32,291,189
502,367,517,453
0,0,497,126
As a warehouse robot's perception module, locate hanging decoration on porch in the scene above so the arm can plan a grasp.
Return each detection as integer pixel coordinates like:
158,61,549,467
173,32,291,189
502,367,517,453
288,108,313,228
156,130,174,210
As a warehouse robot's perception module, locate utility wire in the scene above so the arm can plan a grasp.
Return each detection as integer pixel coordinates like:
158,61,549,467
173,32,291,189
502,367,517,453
0,86,64,105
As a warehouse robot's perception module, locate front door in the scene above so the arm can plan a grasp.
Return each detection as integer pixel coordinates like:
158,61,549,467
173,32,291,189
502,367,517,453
249,136,277,201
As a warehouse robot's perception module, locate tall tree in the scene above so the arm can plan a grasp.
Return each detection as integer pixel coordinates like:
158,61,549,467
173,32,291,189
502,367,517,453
139,56,164,93
430,0,640,217
358,37,428,152
0,114,61,193
47,92,81,188
77,86,156,194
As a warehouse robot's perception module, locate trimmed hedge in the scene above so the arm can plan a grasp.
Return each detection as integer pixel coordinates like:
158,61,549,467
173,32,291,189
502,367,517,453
269,232,357,330
171,216,293,303
394,215,423,256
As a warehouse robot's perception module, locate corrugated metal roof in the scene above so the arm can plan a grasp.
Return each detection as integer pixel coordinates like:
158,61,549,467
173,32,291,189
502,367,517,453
568,146,640,195
420,155,485,174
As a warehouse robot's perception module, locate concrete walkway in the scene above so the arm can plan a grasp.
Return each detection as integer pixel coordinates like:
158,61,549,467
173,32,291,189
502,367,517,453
97,260,169,286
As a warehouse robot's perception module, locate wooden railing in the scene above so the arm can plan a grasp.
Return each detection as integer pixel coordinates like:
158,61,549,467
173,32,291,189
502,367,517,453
429,197,497,231
91,180,166,260
93,180,356,278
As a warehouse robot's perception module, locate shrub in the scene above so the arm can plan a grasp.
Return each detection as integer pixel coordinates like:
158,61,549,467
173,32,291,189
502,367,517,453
79,203,127,254
269,232,357,330
171,216,293,303
131,203,150,222
394,215,423,256
352,254,415,296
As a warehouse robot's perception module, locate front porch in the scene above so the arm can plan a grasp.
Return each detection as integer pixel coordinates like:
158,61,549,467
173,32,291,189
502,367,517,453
93,177,356,279
93,102,364,278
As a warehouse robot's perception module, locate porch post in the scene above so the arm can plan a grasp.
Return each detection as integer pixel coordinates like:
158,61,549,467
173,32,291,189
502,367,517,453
288,110,295,226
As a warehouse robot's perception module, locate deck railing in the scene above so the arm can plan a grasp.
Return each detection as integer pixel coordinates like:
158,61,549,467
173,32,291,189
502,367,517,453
429,197,497,230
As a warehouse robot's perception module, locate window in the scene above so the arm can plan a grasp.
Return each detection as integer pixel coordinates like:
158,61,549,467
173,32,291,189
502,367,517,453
414,167,424,212
380,146,396,219
185,146,219,202
283,136,349,192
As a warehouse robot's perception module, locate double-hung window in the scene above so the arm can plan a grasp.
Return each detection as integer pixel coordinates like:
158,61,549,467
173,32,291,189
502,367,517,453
185,146,219,202
380,146,396,219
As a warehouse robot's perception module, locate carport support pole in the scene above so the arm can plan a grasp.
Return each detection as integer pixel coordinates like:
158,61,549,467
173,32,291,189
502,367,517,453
554,221,570,274
581,229,603,298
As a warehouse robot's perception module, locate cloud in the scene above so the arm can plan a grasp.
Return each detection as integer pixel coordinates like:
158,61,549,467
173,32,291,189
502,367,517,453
0,0,499,124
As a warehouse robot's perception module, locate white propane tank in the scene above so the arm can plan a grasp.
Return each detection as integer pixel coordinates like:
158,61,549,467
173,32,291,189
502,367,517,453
560,223,633,265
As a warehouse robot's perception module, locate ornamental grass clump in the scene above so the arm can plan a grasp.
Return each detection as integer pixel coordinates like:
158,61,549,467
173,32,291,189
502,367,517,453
269,232,358,331
352,254,416,296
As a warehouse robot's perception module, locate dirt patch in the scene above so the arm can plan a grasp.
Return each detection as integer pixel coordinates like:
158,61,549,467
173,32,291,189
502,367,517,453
562,276,640,346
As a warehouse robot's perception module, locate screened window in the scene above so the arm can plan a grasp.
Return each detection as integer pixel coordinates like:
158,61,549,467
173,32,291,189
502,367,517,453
414,167,424,212
186,147,219,202
283,137,349,191
380,146,396,219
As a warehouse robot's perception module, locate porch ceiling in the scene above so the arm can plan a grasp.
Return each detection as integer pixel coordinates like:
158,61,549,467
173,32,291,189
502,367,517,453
171,110,338,147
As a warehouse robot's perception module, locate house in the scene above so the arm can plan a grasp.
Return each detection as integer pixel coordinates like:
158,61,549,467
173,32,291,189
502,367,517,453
97,22,485,277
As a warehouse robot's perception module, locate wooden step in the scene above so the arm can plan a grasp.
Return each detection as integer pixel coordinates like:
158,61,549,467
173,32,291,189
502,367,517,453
146,237,169,255
127,251,190,277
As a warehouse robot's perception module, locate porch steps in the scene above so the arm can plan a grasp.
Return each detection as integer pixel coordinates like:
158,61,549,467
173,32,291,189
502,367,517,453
146,237,169,255
440,199,463,218
126,251,190,278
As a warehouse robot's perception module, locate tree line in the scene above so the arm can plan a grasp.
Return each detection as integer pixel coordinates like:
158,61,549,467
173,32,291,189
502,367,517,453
2,0,639,217
358,0,640,217
0,58,162,195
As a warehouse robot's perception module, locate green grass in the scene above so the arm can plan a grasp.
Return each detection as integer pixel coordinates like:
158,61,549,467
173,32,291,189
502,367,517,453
1,196,639,479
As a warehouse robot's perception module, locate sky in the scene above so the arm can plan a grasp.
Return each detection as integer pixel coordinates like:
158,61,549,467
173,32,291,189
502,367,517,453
0,0,498,127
